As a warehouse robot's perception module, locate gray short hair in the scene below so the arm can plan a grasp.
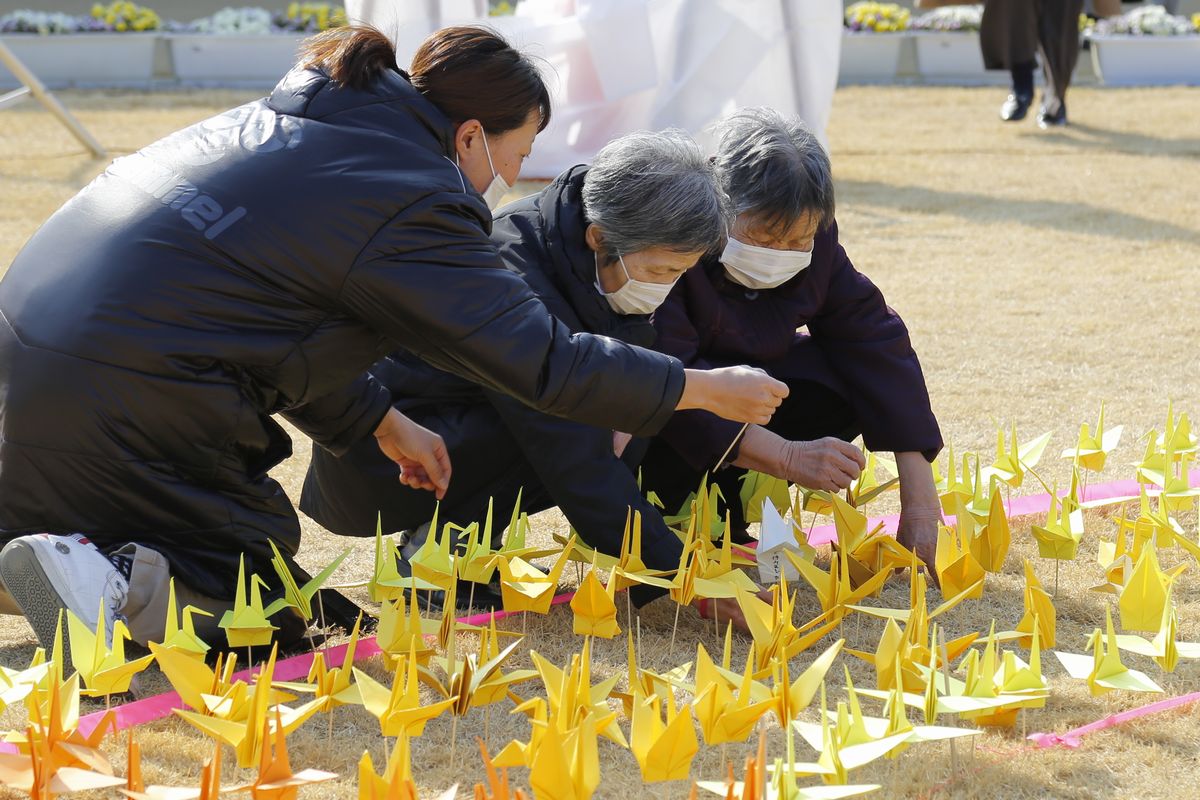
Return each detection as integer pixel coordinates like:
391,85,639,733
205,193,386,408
582,129,730,259
713,107,835,234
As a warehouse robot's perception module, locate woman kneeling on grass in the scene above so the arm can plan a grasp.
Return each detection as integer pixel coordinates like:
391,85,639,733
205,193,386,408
0,26,785,663
642,107,945,582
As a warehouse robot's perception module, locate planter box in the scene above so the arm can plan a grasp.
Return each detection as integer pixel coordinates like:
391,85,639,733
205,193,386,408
1089,35,1200,86
838,31,907,84
0,33,156,88
912,31,1006,85
168,34,307,88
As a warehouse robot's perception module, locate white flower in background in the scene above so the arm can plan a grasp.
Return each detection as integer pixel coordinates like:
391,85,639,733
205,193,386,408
911,4,984,33
0,9,82,34
192,6,273,34
1093,4,1196,36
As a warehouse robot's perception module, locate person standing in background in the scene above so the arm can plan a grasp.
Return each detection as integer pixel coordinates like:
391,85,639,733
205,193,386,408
980,0,1085,127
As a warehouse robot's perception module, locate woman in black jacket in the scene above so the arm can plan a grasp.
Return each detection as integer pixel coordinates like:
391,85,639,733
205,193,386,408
302,129,743,615
0,26,785,656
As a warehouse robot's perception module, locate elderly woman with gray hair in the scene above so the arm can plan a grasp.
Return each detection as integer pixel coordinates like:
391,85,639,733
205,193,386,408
301,128,753,612
642,107,945,587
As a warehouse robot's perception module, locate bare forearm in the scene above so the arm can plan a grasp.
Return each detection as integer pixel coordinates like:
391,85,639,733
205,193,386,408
731,425,788,474
896,451,940,514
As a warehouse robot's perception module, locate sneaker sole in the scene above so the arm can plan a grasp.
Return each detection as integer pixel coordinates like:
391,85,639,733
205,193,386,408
0,539,77,673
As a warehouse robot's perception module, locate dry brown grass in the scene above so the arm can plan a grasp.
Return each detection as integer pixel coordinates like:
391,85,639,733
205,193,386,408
0,85,1199,799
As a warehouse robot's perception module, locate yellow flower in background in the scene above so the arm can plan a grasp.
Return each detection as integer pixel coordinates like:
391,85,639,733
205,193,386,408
91,0,160,31
1192,13,1200,31
845,1,910,32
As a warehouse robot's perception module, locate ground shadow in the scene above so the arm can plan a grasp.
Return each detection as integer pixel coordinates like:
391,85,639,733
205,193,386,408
837,178,1200,245
1019,120,1200,161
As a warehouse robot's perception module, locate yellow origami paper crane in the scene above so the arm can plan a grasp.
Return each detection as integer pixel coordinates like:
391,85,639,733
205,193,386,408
570,564,620,639
607,510,676,592
431,617,535,717
794,667,979,763
409,506,460,593
175,646,324,769
529,639,625,746
983,423,1051,489
229,709,337,799
1157,402,1198,456
771,640,845,728
1030,487,1083,561
690,642,774,746
967,483,1010,573
263,540,350,624
375,584,437,668
353,641,457,738
737,580,840,673
630,687,699,784
935,443,975,516
787,549,890,628
1055,608,1163,696
158,579,213,659
1061,403,1123,472
739,470,792,524
527,706,604,800
934,519,985,600
66,602,155,698
1118,544,1182,633
276,614,365,713
218,555,279,649
490,538,574,615
369,518,439,603
356,734,458,800
781,684,909,786
996,560,1056,648
827,493,915,582
1114,587,1200,672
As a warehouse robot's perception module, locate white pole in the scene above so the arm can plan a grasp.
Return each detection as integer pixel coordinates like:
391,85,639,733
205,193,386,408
0,41,105,159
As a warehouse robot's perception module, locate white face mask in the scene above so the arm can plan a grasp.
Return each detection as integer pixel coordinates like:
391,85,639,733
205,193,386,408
480,129,512,211
594,253,677,316
721,236,813,290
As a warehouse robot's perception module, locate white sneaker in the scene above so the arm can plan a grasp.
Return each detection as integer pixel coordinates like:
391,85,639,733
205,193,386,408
0,533,129,664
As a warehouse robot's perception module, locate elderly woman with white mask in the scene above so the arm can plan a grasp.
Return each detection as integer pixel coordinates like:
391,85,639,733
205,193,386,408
642,108,945,593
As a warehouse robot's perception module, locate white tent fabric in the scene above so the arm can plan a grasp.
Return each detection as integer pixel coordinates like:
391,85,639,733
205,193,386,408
346,0,841,178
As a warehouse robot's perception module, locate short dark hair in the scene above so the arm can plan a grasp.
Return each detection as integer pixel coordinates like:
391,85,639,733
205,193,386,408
299,24,551,136
299,24,399,90
409,25,551,135
713,107,836,235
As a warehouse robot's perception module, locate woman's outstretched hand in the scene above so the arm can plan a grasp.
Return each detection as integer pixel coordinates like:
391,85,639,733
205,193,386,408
679,366,789,425
373,408,452,499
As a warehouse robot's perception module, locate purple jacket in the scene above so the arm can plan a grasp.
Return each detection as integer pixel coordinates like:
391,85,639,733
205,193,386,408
650,220,942,471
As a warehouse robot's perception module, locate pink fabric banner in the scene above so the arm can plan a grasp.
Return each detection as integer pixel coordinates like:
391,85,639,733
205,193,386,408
1027,691,1200,748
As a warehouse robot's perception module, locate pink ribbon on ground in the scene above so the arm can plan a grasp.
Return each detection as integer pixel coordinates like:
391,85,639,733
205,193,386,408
802,472,1197,547
1027,691,1200,748
0,591,578,751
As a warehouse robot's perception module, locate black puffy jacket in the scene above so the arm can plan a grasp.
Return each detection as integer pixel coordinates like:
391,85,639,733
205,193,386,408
301,168,685,598
0,66,684,598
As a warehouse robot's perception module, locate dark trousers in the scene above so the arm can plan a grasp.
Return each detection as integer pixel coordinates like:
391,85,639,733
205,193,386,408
981,0,1085,113
640,378,859,539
